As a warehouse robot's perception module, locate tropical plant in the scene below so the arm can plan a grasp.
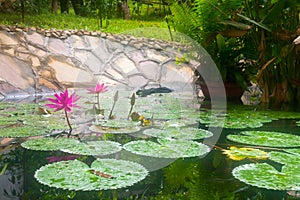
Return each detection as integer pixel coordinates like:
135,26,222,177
169,0,257,92
240,0,300,107
170,0,300,107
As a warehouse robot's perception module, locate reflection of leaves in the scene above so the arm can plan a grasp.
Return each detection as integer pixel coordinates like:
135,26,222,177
35,159,148,191
222,146,268,161
123,138,210,158
227,131,300,147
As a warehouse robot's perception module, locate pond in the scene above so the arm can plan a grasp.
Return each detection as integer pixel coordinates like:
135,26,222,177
1,88,300,200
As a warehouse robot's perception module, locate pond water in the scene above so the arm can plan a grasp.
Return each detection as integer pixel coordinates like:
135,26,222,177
1,92,300,200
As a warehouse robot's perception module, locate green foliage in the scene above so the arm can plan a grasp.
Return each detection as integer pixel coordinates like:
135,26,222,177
143,127,213,140
34,159,149,191
21,137,80,151
0,12,166,33
199,105,300,129
227,131,300,147
123,138,210,158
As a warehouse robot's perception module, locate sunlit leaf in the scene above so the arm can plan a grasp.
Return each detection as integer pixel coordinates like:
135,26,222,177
34,159,148,191
222,146,268,161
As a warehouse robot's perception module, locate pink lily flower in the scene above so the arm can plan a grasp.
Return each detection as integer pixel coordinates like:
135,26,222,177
46,89,81,132
46,89,81,112
87,83,108,94
87,83,108,110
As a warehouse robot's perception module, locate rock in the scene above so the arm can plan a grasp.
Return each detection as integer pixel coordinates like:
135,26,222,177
0,25,198,99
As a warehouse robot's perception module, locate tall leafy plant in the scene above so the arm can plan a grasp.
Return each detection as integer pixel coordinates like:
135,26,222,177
169,0,256,89
241,0,300,107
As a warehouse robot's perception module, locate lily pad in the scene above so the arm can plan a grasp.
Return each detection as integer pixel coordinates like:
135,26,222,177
222,146,268,161
143,127,213,140
89,120,141,134
34,159,148,191
123,138,210,158
21,137,80,151
199,106,300,129
60,141,122,156
232,163,300,190
0,126,48,138
269,151,300,166
226,131,300,147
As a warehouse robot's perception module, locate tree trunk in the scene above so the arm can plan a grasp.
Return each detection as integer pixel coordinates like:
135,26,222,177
60,0,69,14
21,0,25,22
52,0,58,13
71,0,84,16
121,0,131,20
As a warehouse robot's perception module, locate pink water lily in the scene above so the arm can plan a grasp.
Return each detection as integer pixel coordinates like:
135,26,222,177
46,89,81,132
87,83,108,110
46,89,80,112
87,83,108,94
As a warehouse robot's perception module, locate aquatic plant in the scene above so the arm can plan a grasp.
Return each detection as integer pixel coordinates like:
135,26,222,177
46,89,81,133
87,83,108,111
222,146,268,161
123,138,210,158
34,159,148,191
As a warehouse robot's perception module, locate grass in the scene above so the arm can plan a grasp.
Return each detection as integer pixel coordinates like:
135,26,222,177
0,12,167,34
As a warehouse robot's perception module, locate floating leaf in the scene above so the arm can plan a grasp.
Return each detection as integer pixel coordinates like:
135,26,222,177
21,137,80,151
143,127,213,140
123,138,210,158
199,106,300,129
0,126,47,138
222,146,268,161
34,159,148,191
269,151,300,166
89,120,140,134
227,131,300,147
60,141,122,156
232,163,300,190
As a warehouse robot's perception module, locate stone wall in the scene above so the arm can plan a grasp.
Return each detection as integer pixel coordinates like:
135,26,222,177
0,25,199,99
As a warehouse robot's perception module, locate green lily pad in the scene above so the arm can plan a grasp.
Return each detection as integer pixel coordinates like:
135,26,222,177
222,146,269,161
34,159,148,191
269,151,300,166
0,126,48,138
199,106,300,129
89,120,141,134
143,127,213,140
60,141,122,156
21,137,80,151
96,120,141,128
232,163,300,190
22,115,68,131
123,138,210,158
226,131,300,147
